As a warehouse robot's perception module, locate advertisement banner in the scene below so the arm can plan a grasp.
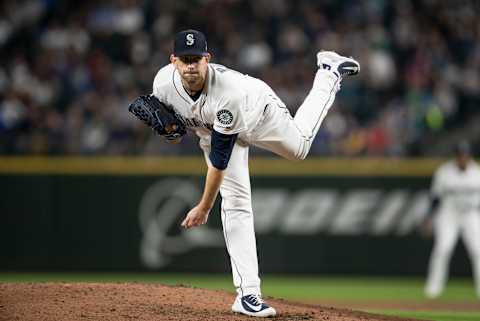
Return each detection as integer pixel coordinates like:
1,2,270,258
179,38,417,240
0,157,472,275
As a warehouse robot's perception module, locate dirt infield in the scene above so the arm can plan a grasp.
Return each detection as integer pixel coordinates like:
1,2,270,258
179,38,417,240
0,283,426,321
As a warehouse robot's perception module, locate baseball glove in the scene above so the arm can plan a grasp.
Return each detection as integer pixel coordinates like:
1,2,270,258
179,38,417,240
128,94,186,141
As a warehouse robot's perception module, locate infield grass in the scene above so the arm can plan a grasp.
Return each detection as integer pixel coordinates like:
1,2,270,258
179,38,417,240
371,310,480,321
1,272,478,321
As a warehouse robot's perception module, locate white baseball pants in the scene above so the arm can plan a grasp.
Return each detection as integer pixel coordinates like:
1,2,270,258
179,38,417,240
199,69,340,296
250,69,340,160
425,209,480,298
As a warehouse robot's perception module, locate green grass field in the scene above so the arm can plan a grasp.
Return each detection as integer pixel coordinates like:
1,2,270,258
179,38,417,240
1,273,478,321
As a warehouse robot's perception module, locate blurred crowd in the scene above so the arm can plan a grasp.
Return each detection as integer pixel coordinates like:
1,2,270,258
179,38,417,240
0,0,479,156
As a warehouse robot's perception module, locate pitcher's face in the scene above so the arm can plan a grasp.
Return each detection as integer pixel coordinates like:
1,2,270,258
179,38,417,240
171,54,210,90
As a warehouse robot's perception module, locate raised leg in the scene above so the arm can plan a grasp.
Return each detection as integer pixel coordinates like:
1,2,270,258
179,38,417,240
252,51,359,160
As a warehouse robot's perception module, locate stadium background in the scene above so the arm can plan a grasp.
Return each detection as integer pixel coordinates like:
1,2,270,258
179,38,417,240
1,1,480,320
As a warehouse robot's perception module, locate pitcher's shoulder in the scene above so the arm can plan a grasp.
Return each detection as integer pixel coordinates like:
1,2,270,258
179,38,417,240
153,64,176,87
208,64,249,97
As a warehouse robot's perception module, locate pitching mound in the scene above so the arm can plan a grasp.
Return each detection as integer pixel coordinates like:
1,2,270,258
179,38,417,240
0,283,424,321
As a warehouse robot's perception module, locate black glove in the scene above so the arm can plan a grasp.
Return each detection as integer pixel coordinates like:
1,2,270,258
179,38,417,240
128,95,186,141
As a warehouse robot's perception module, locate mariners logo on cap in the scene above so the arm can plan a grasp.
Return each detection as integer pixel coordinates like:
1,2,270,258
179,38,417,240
217,109,233,125
174,29,208,56
186,33,195,46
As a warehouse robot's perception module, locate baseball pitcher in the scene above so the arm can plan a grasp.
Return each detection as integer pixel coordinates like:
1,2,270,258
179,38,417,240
129,29,360,317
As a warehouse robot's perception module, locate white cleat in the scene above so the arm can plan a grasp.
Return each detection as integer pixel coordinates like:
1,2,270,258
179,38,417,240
317,51,360,78
231,294,276,318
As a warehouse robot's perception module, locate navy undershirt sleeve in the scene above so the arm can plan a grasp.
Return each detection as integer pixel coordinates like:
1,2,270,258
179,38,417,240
209,129,238,170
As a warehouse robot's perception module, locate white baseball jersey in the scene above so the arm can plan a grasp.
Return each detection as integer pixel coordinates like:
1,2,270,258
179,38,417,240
153,63,273,139
425,159,480,298
431,160,480,213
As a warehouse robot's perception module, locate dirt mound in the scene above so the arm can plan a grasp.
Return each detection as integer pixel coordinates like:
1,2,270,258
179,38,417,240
0,283,426,321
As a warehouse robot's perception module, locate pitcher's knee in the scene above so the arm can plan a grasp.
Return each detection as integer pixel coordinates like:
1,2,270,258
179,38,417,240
221,205,254,235
221,198,252,215
296,151,308,161
282,149,308,161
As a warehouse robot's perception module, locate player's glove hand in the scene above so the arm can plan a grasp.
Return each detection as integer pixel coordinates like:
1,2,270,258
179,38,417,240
128,94,186,141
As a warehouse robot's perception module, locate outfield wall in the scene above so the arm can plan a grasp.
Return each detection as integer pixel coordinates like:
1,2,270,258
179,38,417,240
0,157,473,275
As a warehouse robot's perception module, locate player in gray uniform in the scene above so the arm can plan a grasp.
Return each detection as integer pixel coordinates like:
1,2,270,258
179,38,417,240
424,141,480,298
131,29,360,317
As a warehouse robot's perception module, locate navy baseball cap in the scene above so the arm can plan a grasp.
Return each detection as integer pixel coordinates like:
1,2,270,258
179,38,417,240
455,140,471,155
173,29,208,57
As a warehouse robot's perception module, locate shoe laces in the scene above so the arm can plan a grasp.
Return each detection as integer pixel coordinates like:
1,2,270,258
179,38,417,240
245,294,264,305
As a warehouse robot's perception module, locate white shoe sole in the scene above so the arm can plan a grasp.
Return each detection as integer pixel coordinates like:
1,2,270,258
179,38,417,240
317,50,360,73
232,303,277,317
